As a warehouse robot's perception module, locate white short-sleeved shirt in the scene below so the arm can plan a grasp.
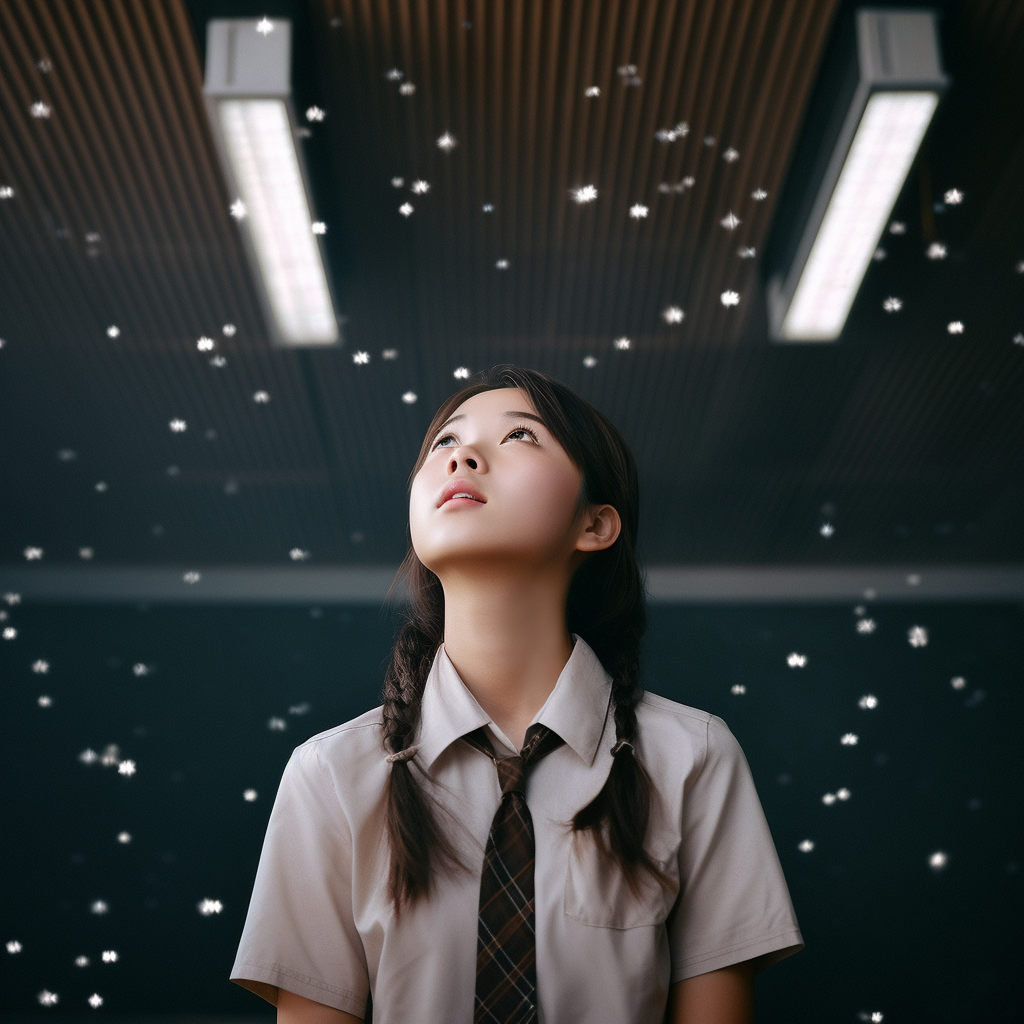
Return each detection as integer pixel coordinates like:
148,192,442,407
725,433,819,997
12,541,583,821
230,634,803,1022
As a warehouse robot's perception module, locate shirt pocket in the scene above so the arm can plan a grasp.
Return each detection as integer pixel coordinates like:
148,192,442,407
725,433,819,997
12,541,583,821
563,831,680,930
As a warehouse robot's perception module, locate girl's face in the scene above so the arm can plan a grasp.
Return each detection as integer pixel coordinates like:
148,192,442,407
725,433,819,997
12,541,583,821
409,388,589,579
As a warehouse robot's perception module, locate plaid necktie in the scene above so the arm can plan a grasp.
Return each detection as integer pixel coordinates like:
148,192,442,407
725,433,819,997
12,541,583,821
461,722,565,1024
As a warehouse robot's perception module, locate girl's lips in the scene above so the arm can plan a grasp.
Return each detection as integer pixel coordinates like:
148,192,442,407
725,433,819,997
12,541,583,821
442,496,486,507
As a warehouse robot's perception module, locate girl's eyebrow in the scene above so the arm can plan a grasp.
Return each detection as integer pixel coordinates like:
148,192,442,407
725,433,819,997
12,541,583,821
433,410,546,436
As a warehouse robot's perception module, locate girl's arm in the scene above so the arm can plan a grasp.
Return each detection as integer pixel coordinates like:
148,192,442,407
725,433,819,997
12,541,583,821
665,960,756,1024
277,987,364,1024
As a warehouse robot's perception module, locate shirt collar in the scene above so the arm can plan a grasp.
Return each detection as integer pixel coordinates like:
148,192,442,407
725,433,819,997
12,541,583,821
416,633,614,771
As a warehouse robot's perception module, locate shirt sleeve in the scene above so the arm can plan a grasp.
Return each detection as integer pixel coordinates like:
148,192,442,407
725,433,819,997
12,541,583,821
667,714,804,982
229,740,370,1016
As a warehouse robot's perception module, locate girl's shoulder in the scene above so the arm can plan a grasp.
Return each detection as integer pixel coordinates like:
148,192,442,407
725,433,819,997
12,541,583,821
289,704,388,781
636,690,737,774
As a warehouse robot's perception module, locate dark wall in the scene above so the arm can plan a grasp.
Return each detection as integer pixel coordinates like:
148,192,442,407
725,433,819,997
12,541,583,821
1,599,1021,1022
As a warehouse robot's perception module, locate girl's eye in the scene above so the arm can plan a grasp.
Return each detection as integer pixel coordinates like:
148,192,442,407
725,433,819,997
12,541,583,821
432,424,539,449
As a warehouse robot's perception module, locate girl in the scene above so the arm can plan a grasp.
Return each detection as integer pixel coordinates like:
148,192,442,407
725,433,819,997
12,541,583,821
230,364,803,1023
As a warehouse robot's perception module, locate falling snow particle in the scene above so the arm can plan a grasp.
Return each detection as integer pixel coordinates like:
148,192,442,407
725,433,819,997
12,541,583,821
0,186,14,199
91,900,108,915
31,101,52,118
738,247,756,259
353,351,370,364
944,189,963,204
722,147,739,162
571,185,598,204
399,83,416,95
399,203,413,217
751,189,768,201
169,418,186,432
230,199,247,219
436,132,457,150
312,222,326,235
88,993,104,1008
495,259,509,270
3,627,17,640
107,325,120,338
454,367,471,379
798,840,815,853
930,851,948,870
1013,333,1024,346
585,86,600,97
703,136,716,146
210,356,227,367
482,203,494,212
256,17,274,35
7,941,23,953
859,694,879,709
38,990,59,1006
908,625,929,647
268,717,287,731
614,337,631,350
583,356,597,368
197,336,214,351
38,695,52,707
118,760,136,776
306,105,325,122
24,546,44,560
117,832,131,844
720,211,741,230
32,659,49,673
289,548,310,561
411,180,430,194
391,177,404,188
183,571,201,584
382,348,398,360
76,956,90,967
907,573,921,586
951,676,966,690
857,618,876,633
882,297,903,312
926,242,947,259
197,898,224,916
79,748,98,764
820,523,834,537
873,248,887,261
720,291,740,307
253,390,270,403
385,68,403,81
133,663,150,676
629,203,648,219
822,793,837,805
787,652,807,668
836,788,851,800
731,684,746,695
244,788,258,802
889,221,906,235
841,733,859,745
947,321,964,334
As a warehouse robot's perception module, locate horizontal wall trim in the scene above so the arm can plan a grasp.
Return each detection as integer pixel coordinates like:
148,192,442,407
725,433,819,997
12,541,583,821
0,564,1022,603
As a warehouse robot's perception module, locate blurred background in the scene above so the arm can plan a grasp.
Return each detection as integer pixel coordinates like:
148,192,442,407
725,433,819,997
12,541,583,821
0,0,1021,1021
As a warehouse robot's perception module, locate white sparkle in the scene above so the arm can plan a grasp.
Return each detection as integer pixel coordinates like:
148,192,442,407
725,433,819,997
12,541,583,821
391,177,404,188
312,221,326,235
629,203,648,219
723,147,740,162
382,348,398,360
720,290,740,307
613,336,631,350
583,356,597,368
682,176,695,187
385,68,403,81
306,105,325,122
731,684,746,695
454,366,471,379
738,246,756,258
268,717,287,731
198,898,224,915
720,211,741,230
79,748,98,764
482,203,494,212
7,940,23,953
102,950,118,962
197,336,214,351
88,993,104,1008
663,305,685,324
0,593,12,605
1016,261,1024,275
90,900,108,915
133,663,150,676
1013,333,1024,346
703,135,715,146
183,571,201,584
253,390,270,403
24,546,44,560
38,695,52,706
907,573,921,586
908,625,929,647
243,788,258,801
926,242,947,259
571,185,598,204
841,733,859,745
820,522,834,537
859,694,879,709
751,189,768,200
857,618,876,633
495,259,510,270
58,449,77,461
836,787,851,801
94,481,107,492
3,627,17,639
930,851,948,869
107,325,120,338
230,198,247,220
411,180,430,194
871,1014,884,1023
169,418,186,432
38,990,59,1006
117,832,131,844
798,840,815,853
436,132,457,150
787,652,807,668
402,391,417,404
584,86,600,97
353,350,370,364
889,221,906,234
118,759,136,776
873,247,887,261
100,745,120,766
882,296,902,312
256,17,274,35
943,189,963,204
0,185,14,199
31,100,52,118
210,355,227,367
32,659,49,673
399,202,414,217
289,548,310,560
76,955,89,966
399,82,416,95
822,792,836,805
951,676,966,690
947,321,964,334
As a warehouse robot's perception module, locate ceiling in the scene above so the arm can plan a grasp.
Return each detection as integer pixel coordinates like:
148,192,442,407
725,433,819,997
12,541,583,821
0,0,1021,582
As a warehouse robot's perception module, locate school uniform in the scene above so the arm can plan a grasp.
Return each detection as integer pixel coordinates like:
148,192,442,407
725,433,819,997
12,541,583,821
230,633,803,1022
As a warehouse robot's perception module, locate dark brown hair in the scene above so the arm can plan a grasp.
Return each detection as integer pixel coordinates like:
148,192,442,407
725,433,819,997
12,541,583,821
380,364,672,919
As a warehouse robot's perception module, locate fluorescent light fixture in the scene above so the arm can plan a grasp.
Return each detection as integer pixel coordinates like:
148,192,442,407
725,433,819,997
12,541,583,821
203,19,341,347
767,10,948,342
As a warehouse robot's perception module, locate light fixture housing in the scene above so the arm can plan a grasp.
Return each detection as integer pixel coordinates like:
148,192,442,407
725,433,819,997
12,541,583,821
766,9,948,343
203,19,341,347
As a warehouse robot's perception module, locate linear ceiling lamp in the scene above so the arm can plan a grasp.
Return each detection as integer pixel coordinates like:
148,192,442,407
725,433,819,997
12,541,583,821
767,9,948,343
203,19,341,347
